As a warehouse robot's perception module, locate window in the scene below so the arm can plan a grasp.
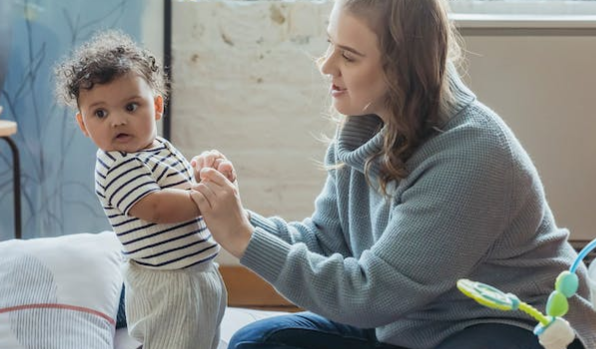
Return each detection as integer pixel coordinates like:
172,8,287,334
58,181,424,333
449,0,596,16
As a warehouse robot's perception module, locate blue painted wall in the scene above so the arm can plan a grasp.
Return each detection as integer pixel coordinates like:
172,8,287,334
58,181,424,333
0,0,146,239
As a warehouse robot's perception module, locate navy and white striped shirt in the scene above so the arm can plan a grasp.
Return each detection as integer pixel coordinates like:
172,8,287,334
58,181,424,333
95,137,219,270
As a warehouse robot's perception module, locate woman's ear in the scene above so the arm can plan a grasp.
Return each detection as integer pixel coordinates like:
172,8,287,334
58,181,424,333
154,95,164,121
75,112,89,137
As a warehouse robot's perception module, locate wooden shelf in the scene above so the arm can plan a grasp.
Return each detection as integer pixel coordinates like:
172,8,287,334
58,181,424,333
0,115,21,240
0,120,17,137
220,265,301,312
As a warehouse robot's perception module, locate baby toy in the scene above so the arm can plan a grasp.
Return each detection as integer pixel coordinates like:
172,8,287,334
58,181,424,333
458,239,596,349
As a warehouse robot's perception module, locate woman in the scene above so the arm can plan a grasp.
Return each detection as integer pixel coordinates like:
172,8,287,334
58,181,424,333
191,0,596,348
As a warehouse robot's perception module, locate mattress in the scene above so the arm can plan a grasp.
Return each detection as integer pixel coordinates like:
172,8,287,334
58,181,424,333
113,307,285,349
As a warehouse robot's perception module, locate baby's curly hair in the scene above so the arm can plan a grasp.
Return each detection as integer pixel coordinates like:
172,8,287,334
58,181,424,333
55,30,167,109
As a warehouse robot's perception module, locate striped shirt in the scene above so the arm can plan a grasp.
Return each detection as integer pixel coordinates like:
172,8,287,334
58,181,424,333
95,137,219,270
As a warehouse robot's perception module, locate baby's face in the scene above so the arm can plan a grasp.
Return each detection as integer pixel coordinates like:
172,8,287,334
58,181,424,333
75,73,163,153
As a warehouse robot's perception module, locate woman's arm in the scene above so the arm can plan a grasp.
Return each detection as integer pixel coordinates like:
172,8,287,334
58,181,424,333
240,141,515,328
245,170,350,257
190,147,349,258
195,129,520,329
190,170,253,257
192,169,348,259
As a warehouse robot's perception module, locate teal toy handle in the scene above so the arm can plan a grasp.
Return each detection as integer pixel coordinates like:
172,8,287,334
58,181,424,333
571,239,596,273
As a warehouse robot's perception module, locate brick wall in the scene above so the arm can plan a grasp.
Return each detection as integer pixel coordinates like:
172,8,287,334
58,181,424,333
172,1,335,264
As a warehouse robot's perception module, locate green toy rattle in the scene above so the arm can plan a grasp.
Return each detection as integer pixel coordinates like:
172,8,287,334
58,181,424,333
457,239,596,349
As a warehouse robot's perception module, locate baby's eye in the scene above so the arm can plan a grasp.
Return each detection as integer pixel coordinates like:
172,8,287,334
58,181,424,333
94,109,108,118
126,103,139,112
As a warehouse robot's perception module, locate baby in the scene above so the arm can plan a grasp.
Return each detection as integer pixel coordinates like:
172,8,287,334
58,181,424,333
55,30,231,349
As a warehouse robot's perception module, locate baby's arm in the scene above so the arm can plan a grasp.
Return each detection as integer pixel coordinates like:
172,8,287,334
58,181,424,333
126,153,235,224
128,189,199,224
124,150,236,224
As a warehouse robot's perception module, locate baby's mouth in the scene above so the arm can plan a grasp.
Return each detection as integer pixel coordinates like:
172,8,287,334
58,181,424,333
115,133,131,141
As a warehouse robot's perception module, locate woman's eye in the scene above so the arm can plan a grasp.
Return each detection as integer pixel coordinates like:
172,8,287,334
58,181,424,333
94,109,107,118
341,51,355,62
126,103,138,112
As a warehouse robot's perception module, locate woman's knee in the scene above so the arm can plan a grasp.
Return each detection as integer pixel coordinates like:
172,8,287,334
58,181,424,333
228,312,359,349
436,323,543,349
228,314,306,349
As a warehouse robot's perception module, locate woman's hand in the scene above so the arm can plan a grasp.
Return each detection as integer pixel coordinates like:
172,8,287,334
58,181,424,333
190,150,236,184
190,168,252,258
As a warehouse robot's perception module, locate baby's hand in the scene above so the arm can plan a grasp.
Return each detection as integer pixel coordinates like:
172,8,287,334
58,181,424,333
216,160,236,183
190,150,236,183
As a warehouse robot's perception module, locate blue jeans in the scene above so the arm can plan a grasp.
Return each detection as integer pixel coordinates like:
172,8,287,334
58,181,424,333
228,312,586,349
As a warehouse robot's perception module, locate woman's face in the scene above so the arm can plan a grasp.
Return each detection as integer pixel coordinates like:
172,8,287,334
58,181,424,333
320,2,388,119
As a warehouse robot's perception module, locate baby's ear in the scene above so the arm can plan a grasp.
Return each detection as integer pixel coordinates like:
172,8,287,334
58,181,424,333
154,95,164,120
75,112,89,137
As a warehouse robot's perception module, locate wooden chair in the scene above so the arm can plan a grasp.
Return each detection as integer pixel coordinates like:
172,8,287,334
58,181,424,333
0,105,21,239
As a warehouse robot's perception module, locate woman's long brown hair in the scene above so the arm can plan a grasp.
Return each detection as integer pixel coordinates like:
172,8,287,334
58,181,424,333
342,0,461,196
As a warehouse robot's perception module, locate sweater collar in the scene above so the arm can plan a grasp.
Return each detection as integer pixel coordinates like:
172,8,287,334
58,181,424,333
335,65,476,175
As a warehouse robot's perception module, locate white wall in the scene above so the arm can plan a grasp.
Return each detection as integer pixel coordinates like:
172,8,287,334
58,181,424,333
141,0,165,135
170,1,596,264
460,29,596,241
171,1,334,264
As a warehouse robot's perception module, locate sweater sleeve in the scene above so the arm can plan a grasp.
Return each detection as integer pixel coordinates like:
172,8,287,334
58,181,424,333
247,179,352,259
241,123,516,328
246,144,352,257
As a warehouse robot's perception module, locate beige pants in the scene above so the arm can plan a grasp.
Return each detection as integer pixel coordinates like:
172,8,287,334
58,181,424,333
122,260,227,349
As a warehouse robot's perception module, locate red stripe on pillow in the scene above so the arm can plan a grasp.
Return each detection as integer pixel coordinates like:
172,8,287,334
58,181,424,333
0,304,116,325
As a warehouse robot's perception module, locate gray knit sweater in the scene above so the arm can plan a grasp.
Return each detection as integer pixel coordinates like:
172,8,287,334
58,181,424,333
241,73,596,349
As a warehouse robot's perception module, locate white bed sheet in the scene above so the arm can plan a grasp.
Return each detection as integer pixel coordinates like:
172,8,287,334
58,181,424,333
113,307,287,349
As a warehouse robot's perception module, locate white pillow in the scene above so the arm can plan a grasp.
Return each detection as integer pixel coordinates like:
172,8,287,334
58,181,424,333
0,232,123,349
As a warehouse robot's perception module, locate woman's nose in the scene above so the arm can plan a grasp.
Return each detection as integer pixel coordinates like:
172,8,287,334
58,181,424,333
319,51,338,77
